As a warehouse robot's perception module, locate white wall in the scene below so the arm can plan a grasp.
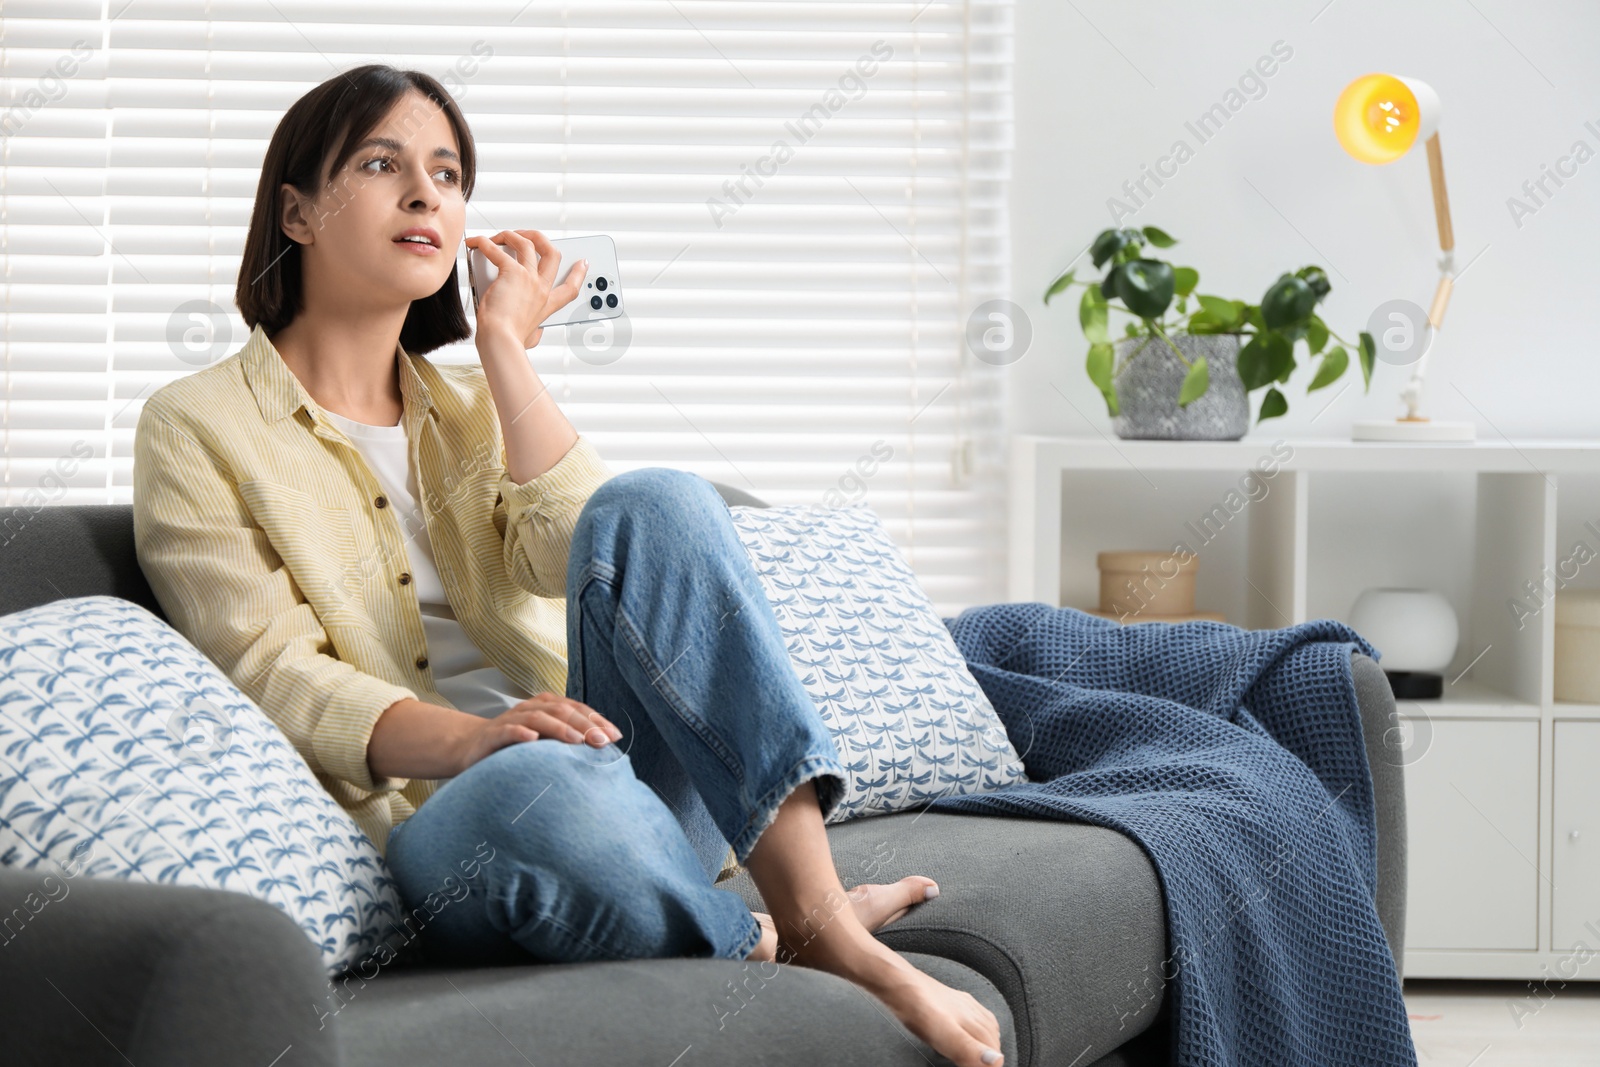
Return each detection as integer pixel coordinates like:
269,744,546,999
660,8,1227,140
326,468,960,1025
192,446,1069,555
1008,0,1600,442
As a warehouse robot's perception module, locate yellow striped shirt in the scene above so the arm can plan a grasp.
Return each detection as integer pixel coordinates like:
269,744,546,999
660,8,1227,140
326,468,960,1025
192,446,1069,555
132,324,618,857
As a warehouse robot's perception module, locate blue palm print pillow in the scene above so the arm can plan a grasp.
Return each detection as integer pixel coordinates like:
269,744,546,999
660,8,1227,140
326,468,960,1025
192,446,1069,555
0,595,401,975
727,504,1029,822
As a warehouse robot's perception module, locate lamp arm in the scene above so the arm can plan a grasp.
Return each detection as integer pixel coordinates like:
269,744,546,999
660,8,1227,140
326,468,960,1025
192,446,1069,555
1424,132,1455,254
1399,132,1456,421
1400,270,1453,420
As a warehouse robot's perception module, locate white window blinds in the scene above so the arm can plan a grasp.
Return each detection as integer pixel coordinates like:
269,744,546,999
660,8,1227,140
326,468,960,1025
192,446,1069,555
1,0,1012,616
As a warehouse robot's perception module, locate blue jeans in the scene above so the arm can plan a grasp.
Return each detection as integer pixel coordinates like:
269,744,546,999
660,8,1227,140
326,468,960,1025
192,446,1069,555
385,467,848,965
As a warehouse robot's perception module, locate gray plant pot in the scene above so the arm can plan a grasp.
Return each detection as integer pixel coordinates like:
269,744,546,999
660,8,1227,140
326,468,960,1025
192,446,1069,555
1110,333,1248,441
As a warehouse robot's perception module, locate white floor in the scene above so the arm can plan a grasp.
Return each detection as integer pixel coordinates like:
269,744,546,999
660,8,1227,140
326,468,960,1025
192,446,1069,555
1403,980,1600,1065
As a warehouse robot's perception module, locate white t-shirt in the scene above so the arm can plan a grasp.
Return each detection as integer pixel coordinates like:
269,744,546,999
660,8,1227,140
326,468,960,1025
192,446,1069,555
322,408,533,720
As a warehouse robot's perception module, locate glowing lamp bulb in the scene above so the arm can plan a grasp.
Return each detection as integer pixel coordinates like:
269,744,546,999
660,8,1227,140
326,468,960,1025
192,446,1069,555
1333,73,1441,164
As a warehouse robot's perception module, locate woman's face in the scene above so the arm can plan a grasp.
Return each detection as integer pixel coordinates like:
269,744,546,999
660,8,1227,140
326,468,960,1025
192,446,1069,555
281,91,468,310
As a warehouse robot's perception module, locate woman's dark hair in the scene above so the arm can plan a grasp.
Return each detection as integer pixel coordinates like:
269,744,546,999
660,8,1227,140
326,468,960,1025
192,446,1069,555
236,64,477,355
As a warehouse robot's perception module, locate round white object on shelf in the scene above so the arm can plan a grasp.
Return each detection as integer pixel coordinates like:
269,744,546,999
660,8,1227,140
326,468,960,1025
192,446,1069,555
1348,588,1460,672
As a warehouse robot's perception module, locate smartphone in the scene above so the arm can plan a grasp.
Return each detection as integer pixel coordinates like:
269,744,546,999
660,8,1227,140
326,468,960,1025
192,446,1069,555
464,233,624,329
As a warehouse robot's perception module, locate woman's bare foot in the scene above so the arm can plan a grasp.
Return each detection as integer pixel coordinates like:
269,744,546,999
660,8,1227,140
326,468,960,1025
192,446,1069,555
750,910,779,962
736,780,1000,1066
747,875,938,962
744,879,1001,1067
784,909,1004,1067
846,874,940,930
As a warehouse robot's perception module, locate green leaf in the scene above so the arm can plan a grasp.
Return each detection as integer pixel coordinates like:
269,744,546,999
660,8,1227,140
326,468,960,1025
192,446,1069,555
1244,305,1265,331
1263,332,1294,382
1090,228,1142,268
1043,269,1076,306
1086,342,1119,417
1238,332,1293,390
1173,266,1199,297
1306,315,1329,355
1177,356,1210,407
1261,275,1317,329
1100,273,1118,298
1358,332,1376,391
1141,225,1178,248
1197,295,1240,329
1237,337,1267,390
1308,346,1348,392
1295,265,1332,299
1079,286,1109,343
1257,386,1288,422
1124,320,1141,338
1109,259,1176,319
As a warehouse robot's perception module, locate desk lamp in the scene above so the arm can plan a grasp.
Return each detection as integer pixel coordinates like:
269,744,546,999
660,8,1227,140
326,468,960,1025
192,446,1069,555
1334,73,1475,441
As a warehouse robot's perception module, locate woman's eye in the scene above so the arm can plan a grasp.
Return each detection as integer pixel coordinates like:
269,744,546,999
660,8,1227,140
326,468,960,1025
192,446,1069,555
360,157,460,184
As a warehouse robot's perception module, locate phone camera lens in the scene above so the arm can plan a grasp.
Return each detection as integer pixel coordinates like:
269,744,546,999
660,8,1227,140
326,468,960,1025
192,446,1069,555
606,294,619,308
590,295,603,310
595,277,608,291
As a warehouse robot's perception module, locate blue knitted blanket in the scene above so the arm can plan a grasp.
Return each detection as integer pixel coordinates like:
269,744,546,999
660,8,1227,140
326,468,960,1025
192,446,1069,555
930,602,1417,1067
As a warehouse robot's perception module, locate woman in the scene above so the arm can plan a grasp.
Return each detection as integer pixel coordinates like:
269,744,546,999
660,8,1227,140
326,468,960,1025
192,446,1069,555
131,65,1004,1067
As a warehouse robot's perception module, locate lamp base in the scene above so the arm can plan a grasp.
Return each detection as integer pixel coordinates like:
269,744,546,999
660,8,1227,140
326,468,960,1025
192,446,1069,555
1352,418,1476,442
1385,670,1444,700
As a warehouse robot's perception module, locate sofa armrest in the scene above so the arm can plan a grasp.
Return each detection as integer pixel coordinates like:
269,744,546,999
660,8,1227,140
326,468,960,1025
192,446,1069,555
0,866,338,1067
1350,651,1407,977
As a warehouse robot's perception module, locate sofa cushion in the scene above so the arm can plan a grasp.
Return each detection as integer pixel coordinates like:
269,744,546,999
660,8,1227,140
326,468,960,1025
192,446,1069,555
718,810,1169,1067
0,862,340,1067
0,504,166,621
334,950,1015,1067
726,503,1029,823
0,595,402,975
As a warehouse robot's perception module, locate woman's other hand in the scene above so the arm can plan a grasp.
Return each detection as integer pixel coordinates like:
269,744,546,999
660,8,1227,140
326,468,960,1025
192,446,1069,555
451,691,623,774
465,229,589,350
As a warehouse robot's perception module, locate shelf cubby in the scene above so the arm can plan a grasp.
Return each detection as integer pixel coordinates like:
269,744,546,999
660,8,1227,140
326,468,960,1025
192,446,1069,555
1011,434,1600,979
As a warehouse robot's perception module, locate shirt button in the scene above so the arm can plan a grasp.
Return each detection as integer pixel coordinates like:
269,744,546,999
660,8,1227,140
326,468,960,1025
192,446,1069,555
415,656,429,670
398,572,412,585
375,495,388,509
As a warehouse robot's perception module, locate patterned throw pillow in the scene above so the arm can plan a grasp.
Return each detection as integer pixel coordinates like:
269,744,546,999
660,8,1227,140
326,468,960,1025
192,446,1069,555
727,504,1029,822
0,596,401,975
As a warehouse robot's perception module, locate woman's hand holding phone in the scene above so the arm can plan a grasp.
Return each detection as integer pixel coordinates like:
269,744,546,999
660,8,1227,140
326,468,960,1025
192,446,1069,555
451,691,623,774
464,229,589,351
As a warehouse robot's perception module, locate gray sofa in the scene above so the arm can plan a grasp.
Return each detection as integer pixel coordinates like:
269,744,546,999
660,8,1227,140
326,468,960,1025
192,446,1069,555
0,495,1407,1067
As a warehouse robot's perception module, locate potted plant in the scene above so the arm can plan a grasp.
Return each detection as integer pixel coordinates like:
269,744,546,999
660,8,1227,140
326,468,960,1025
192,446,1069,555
1043,226,1378,439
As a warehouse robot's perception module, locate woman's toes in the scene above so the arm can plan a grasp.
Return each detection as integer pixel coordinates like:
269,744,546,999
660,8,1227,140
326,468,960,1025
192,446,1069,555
888,875,939,917
848,875,941,933
748,911,778,963
960,1010,1003,1063
947,1010,1003,1066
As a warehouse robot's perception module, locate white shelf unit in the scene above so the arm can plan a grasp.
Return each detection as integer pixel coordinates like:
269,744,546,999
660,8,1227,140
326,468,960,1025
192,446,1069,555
1009,435,1600,980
